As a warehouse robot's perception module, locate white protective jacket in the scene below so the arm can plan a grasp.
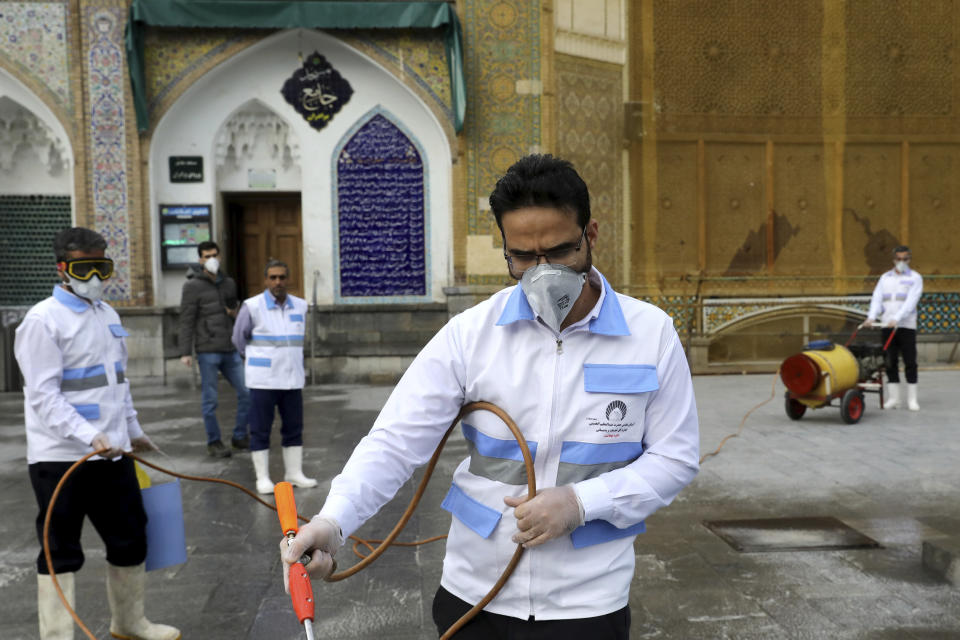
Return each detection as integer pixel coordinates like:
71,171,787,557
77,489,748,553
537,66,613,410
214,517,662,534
241,291,307,390
15,286,143,464
320,268,700,620
867,267,924,330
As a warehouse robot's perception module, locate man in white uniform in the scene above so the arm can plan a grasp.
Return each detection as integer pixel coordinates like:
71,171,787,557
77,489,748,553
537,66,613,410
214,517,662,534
282,155,700,638
233,259,317,494
862,245,924,410
15,227,179,640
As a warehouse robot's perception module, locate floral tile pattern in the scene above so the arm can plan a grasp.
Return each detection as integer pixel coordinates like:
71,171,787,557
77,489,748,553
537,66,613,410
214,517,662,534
918,292,960,333
703,297,871,334
463,0,541,236
85,6,130,299
702,294,959,335
0,3,71,109
356,29,452,121
143,27,260,118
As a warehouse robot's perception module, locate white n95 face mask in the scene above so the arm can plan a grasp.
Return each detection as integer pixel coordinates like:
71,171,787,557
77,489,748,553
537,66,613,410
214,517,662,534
894,260,908,273
520,264,587,333
204,257,220,275
68,275,104,302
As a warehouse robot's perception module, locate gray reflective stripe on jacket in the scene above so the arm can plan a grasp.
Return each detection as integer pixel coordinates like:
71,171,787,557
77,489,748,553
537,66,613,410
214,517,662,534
556,440,646,485
465,438,531,486
61,365,109,392
461,423,537,486
247,337,305,347
557,459,635,485
466,443,640,486
61,373,109,391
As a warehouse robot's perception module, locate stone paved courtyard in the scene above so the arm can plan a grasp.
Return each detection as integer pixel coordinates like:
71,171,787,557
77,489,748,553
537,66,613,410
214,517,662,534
1,370,959,639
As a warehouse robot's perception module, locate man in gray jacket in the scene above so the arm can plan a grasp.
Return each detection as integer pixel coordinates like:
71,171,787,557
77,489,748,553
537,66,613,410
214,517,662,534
179,241,251,457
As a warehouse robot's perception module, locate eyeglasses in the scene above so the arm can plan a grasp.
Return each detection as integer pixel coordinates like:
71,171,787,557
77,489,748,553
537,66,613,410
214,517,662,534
59,258,114,281
503,228,586,277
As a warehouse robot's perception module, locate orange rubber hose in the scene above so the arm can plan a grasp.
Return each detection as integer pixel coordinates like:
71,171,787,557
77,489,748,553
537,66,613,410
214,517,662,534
42,401,534,639
699,370,780,464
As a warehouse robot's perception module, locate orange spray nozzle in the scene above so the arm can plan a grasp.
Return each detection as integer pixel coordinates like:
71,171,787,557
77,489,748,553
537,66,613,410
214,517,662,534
274,481,299,537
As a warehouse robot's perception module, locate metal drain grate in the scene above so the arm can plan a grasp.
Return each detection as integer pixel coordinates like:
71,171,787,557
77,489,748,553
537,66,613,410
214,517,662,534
703,516,881,553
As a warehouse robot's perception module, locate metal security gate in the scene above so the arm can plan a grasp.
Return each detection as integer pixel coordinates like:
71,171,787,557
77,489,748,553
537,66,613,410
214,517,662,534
0,194,71,390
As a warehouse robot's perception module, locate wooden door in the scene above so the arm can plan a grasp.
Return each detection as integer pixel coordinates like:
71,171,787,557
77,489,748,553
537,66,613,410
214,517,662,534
233,197,303,300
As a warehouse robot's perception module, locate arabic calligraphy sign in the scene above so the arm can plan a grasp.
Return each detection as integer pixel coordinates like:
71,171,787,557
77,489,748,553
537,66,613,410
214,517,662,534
337,114,425,297
169,156,203,183
281,51,353,132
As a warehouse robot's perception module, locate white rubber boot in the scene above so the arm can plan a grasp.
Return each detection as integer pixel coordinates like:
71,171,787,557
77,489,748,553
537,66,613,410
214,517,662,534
251,449,274,494
884,382,899,409
106,563,180,640
282,446,317,488
38,572,74,640
907,383,920,411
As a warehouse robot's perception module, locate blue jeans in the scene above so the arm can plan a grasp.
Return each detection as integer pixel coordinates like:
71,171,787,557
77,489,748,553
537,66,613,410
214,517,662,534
197,351,251,444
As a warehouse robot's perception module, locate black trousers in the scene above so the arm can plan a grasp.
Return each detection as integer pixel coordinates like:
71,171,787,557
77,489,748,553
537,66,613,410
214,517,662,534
882,327,918,384
432,586,631,640
249,388,303,451
29,457,148,574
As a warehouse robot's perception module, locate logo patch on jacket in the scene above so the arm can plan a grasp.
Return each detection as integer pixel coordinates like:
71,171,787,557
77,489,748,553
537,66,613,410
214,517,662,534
606,400,627,421
587,400,636,437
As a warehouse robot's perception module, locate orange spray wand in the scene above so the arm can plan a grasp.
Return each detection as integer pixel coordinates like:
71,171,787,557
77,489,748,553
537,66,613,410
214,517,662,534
275,481,315,640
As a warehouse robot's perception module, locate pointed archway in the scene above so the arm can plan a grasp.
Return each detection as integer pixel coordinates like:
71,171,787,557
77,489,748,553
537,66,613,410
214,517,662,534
0,83,74,305
148,29,452,307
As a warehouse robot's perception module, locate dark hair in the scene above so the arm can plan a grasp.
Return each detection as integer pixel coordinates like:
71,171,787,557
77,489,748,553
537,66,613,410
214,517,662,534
264,259,289,277
893,245,910,255
53,227,107,262
197,240,219,256
488,154,590,232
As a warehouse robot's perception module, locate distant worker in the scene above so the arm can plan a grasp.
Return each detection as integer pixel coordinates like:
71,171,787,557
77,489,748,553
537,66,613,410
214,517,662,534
178,240,250,457
15,227,179,640
232,259,317,494
862,245,923,410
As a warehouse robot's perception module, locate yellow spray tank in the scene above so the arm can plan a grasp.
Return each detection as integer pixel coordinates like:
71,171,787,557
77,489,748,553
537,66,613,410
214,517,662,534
779,340,865,423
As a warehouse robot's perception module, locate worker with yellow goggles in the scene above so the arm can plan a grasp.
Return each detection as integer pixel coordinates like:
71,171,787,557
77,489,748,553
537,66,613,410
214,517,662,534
57,256,114,303
57,258,114,281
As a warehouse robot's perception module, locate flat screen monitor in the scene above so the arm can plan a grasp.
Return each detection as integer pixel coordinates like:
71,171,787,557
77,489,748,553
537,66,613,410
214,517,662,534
162,222,210,247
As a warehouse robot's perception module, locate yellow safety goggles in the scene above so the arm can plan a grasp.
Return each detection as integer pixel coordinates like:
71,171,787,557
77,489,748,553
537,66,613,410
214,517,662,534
58,258,114,281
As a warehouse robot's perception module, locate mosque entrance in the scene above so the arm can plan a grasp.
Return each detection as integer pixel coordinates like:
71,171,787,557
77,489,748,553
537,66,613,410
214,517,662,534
224,193,303,300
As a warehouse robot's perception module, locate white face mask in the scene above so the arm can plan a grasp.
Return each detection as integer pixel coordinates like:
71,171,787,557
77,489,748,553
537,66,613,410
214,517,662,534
894,260,908,273
204,257,220,275
67,275,104,302
520,264,587,333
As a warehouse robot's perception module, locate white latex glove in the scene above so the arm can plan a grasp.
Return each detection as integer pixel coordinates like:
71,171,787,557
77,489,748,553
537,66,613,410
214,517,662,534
280,515,344,592
859,320,873,329
886,319,897,328
503,485,585,548
90,432,123,459
131,434,160,453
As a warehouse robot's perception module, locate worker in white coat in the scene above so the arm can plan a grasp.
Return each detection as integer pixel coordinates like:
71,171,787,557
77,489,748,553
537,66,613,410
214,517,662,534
15,227,179,640
862,245,924,410
233,259,317,494
282,155,700,638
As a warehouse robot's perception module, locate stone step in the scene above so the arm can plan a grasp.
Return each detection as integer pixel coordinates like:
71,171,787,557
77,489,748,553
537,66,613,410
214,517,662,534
922,537,960,585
